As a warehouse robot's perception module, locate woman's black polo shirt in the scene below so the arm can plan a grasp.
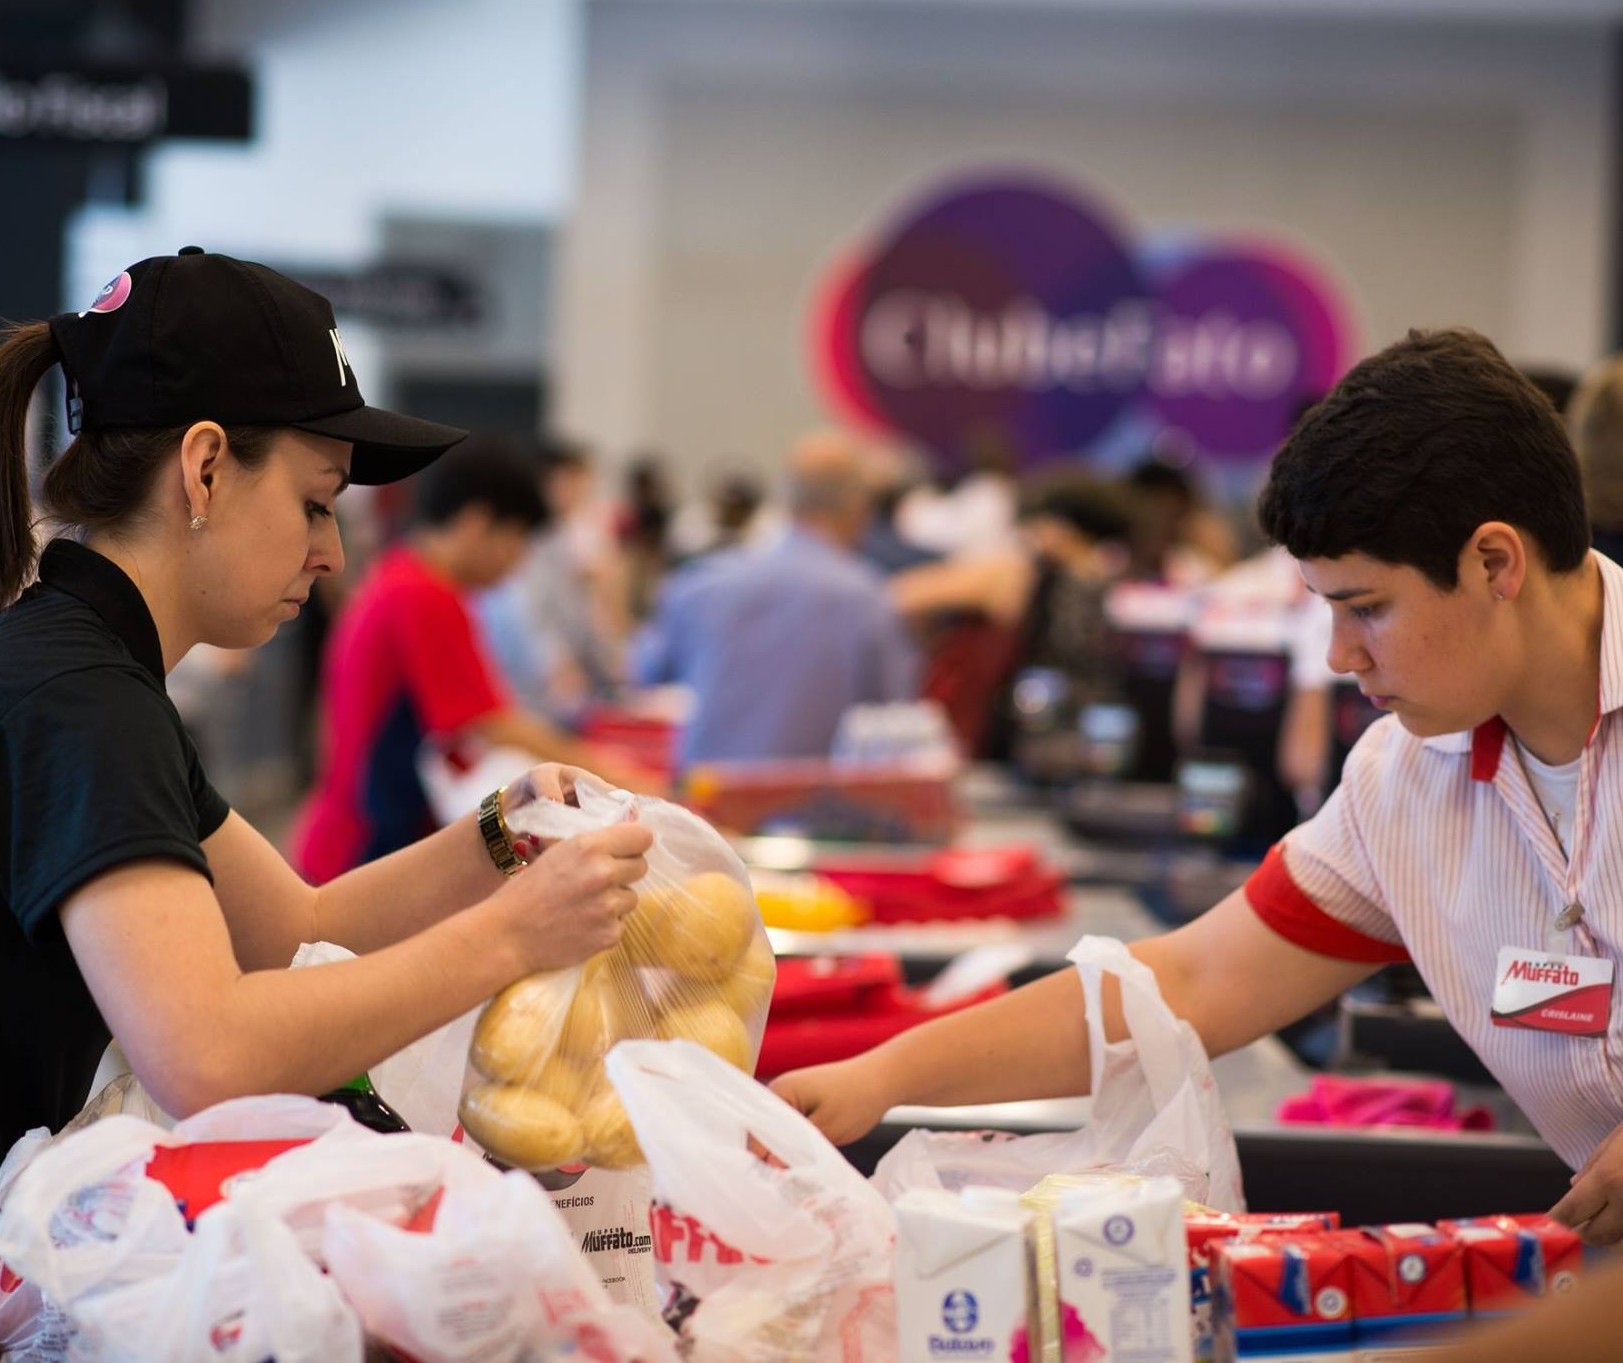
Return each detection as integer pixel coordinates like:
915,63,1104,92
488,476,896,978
1,540,229,1149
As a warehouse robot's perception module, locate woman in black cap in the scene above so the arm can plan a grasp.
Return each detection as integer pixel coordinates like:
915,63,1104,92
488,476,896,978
0,249,651,1151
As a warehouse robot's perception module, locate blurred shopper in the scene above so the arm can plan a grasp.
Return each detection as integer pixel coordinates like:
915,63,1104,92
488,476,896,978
0,252,650,1150
889,474,1134,758
1568,355,1623,564
859,440,940,576
291,435,659,884
616,452,674,622
478,435,629,724
774,330,1623,1249
895,433,1020,557
667,466,773,562
632,429,919,767
1124,458,1238,585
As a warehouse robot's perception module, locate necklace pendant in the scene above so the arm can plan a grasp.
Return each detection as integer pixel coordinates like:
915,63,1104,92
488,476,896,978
1556,902,1586,932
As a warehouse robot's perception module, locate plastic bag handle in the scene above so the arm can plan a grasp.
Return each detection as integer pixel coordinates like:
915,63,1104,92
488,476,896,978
1073,936,1190,1116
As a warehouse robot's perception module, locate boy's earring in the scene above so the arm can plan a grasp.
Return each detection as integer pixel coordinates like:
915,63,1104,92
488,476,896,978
1494,591,1505,601
188,506,207,531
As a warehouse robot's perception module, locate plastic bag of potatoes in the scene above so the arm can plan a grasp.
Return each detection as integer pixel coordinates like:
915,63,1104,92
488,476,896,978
456,776,775,1173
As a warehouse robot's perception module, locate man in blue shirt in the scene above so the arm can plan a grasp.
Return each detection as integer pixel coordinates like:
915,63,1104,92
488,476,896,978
633,431,920,768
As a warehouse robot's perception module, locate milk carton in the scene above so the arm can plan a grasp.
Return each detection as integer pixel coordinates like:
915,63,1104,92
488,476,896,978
894,1186,1038,1362
1021,1172,1155,1362
1052,1176,1192,1363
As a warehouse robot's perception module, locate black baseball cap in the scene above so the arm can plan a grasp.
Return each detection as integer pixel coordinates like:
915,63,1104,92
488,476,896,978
48,247,467,485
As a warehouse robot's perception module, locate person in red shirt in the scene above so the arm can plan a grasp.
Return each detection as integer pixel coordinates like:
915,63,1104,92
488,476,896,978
292,435,658,882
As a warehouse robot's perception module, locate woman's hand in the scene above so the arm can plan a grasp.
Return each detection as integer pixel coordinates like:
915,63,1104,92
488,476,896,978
491,822,653,976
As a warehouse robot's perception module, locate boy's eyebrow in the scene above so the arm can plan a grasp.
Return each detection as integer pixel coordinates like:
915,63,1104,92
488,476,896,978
1317,586,1375,601
327,464,352,493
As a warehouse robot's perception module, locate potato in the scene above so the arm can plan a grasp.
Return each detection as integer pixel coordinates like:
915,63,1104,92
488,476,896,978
716,932,776,1022
661,872,757,982
557,959,658,1062
657,998,753,1071
616,885,675,968
459,1083,583,1170
579,1089,644,1169
470,973,572,1084
533,1055,598,1109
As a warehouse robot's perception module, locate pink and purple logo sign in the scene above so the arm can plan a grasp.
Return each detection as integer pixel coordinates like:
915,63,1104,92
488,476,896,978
810,172,1358,471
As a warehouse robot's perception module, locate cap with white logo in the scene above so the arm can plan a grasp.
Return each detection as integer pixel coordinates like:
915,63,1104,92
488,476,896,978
48,247,466,485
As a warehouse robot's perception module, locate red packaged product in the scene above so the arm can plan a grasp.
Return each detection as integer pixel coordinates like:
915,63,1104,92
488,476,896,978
1214,1235,1355,1359
1328,1224,1466,1349
1436,1214,1583,1314
144,1138,310,1224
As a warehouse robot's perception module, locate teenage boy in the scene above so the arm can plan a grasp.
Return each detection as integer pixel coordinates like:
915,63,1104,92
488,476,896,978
773,328,1623,1247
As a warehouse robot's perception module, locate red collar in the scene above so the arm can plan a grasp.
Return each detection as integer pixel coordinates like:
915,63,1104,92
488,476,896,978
1470,716,1508,782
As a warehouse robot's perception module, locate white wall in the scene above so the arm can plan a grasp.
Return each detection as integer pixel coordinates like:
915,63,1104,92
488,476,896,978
66,0,583,390
558,1,1617,490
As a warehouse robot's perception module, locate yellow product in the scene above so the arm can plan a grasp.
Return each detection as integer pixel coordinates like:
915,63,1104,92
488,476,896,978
752,872,868,933
459,1083,583,1170
657,997,753,1071
716,932,777,1022
579,1088,644,1169
470,973,572,1084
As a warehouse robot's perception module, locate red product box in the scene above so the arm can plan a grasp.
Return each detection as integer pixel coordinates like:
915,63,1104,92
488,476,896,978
1328,1225,1466,1350
1235,1213,1342,1236
1436,1215,1583,1315
1186,1215,1339,1362
1215,1236,1355,1359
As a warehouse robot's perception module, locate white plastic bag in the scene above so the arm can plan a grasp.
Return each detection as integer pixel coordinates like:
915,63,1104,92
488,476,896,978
458,776,774,1174
324,1166,677,1363
69,1197,362,1363
873,936,1244,1212
291,940,480,1137
0,1096,396,1307
606,1039,895,1362
0,1128,67,1362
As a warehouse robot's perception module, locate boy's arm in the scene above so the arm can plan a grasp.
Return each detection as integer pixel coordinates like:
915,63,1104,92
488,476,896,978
770,886,1377,1145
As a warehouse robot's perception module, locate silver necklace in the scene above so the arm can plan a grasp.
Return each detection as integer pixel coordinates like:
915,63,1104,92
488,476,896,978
1511,736,1586,931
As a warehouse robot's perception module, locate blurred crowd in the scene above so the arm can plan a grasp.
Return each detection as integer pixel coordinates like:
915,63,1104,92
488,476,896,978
176,352,1623,879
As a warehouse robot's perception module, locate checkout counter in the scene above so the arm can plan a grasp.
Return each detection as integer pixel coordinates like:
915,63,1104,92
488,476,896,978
747,765,1573,1226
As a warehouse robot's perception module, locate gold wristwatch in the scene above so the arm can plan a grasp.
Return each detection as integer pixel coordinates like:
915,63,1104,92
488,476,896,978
478,786,525,877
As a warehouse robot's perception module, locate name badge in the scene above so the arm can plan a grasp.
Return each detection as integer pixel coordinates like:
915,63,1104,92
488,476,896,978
1491,948,1614,1037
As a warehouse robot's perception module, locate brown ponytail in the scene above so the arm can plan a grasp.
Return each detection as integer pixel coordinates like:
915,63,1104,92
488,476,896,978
0,323,59,606
0,318,278,607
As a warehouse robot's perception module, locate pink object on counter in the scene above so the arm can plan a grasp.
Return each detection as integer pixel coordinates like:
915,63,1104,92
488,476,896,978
1275,1075,1495,1132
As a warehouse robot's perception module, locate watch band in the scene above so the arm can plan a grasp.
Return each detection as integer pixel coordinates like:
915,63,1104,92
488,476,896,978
478,786,524,877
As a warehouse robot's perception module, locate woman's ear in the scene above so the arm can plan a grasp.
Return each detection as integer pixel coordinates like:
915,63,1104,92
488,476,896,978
177,421,228,521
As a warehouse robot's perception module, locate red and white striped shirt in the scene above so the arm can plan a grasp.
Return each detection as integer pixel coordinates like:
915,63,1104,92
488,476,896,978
1246,551,1623,1169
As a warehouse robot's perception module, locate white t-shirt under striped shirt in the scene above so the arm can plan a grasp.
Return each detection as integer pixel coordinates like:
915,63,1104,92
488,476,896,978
1245,551,1623,1170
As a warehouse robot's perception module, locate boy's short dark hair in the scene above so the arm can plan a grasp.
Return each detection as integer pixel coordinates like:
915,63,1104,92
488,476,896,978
1258,327,1590,588
412,432,547,529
